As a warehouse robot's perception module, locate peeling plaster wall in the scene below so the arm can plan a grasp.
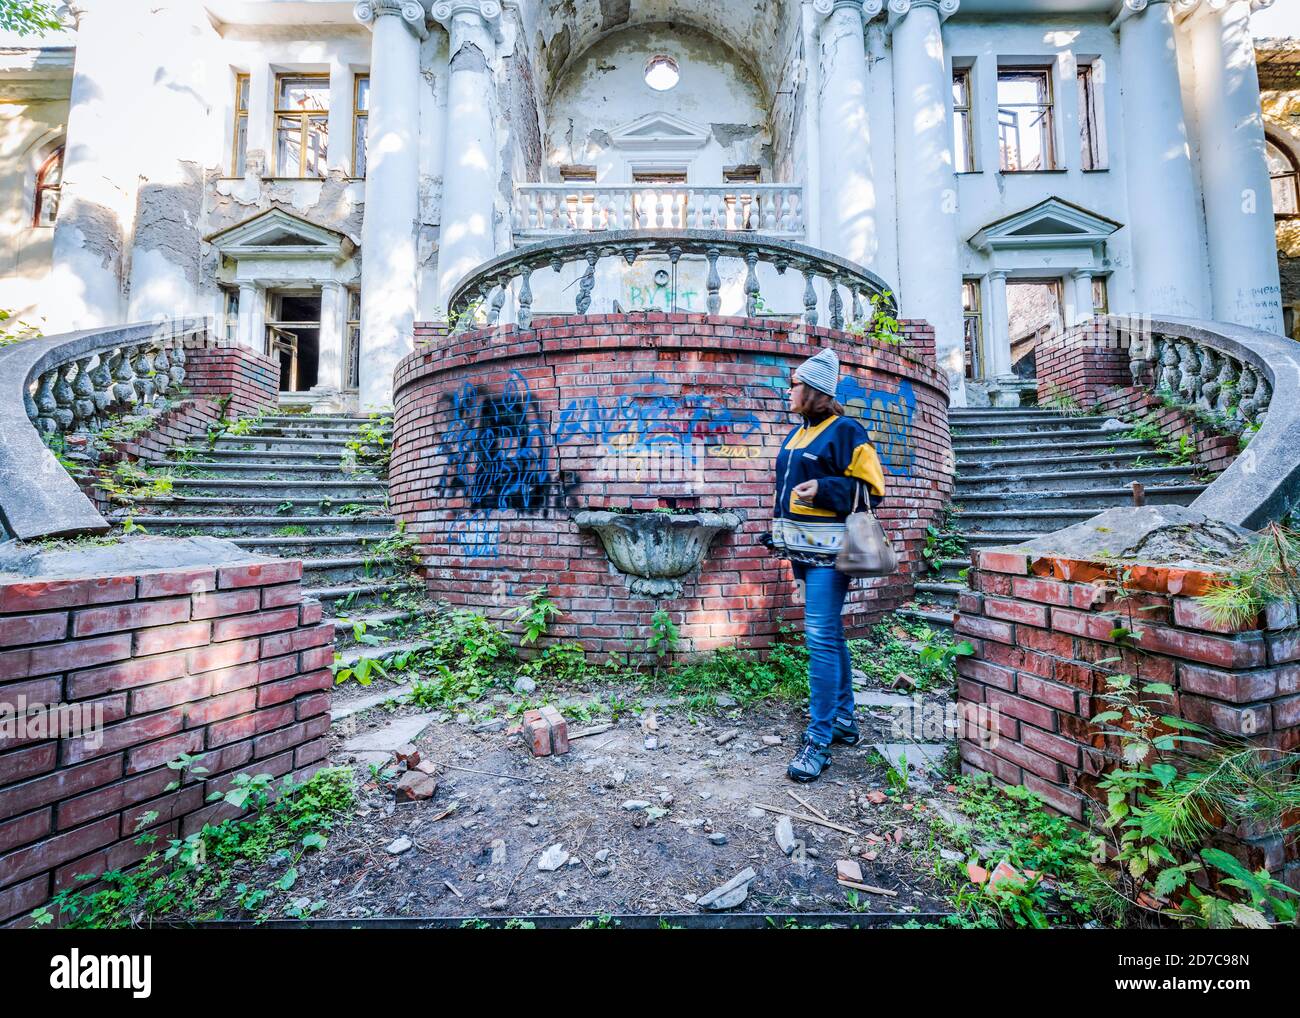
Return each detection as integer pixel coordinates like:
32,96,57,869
417,30,449,322
543,23,771,183
0,75,70,327
1260,51,1300,331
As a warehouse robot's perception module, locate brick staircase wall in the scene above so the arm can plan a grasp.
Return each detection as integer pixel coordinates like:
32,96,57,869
956,547,1300,889
0,554,333,924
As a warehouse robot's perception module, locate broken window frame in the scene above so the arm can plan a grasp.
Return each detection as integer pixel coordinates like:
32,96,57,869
232,72,250,176
962,278,984,380
353,74,369,179
273,73,331,179
1091,276,1109,317
1267,137,1299,218
952,67,975,173
997,67,1056,172
32,145,62,228
1077,63,1103,171
221,288,241,344
346,289,361,391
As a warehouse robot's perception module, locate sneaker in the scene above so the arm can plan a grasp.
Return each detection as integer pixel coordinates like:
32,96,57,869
787,735,832,783
831,717,861,746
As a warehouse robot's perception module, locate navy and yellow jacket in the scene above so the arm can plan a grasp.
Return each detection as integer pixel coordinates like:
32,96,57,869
770,412,885,561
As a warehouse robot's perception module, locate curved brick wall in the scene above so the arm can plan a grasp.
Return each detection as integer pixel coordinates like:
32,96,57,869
392,313,952,654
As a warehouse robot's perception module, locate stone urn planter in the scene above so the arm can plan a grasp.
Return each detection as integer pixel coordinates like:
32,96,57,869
573,509,745,598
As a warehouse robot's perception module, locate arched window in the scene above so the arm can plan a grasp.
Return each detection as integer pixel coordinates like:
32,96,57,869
33,146,63,227
1267,137,1299,217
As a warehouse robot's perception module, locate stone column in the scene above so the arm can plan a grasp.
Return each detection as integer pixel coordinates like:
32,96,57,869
985,271,1012,379
890,0,965,401
1185,0,1284,334
237,282,262,350
354,0,426,410
314,281,347,403
433,1,502,304
1115,0,1206,319
815,0,885,270
1068,269,1095,327
46,1,152,331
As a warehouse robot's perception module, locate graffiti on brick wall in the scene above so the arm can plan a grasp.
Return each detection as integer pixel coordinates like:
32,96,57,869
555,375,763,463
436,371,565,557
836,377,916,475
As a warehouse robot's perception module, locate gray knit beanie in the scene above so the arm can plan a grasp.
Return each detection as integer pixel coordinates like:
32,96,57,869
793,347,840,397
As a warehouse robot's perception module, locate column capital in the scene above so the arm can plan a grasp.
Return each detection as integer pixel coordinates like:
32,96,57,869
988,268,1010,280
354,0,430,40
1169,0,1269,27
432,0,504,42
887,0,960,23
812,0,885,24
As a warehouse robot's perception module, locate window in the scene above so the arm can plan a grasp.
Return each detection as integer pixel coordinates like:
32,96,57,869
232,73,250,176
33,146,62,227
723,165,762,183
353,74,369,178
952,69,975,173
222,288,241,344
274,74,330,178
998,68,1055,171
644,54,679,92
1091,277,1109,316
962,279,983,380
1077,63,1102,170
1267,138,1299,217
346,289,361,390
559,165,597,182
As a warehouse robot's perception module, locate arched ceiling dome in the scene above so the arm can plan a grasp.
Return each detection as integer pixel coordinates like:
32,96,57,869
523,0,796,100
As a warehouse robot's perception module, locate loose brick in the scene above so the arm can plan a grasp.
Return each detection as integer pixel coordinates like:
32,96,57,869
1178,662,1283,703
218,560,303,590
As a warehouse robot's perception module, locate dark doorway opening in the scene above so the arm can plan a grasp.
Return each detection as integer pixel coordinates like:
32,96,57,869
266,290,322,392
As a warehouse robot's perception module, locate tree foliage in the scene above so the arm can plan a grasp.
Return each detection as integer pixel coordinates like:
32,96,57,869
0,1,65,37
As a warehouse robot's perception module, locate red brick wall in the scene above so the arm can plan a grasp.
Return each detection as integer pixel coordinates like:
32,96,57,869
393,312,952,655
955,548,1299,888
0,554,333,923
183,345,280,419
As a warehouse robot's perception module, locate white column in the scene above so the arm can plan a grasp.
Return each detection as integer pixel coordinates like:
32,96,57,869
315,281,347,397
46,1,152,331
890,0,965,401
1068,269,1094,327
237,282,261,349
985,270,1011,379
1115,0,1206,319
1185,0,1284,334
816,0,884,270
354,0,426,410
434,1,502,303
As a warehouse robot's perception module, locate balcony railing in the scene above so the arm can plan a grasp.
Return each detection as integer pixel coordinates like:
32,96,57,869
513,184,805,239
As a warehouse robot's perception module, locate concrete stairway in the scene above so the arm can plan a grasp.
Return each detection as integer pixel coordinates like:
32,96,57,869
901,406,1209,630
111,412,432,668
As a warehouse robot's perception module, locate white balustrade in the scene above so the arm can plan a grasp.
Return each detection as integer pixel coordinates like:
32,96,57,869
513,184,805,238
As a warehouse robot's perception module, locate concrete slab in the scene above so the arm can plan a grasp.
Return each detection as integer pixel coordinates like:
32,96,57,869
330,683,416,722
343,713,437,755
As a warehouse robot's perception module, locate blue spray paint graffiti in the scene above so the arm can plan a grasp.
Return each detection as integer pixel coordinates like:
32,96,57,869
836,376,916,476
555,375,762,462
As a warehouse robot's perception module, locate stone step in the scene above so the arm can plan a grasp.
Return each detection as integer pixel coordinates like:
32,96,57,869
958,530,1047,548
330,683,417,723
949,409,1081,422
117,514,398,536
928,557,970,582
311,577,424,612
120,494,388,515
209,435,355,452
159,460,359,481
954,484,1205,513
912,580,963,605
301,555,410,586
954,466,1203,495
952,436,1152,460
166,478,387,500
954,508,1116,533
952,423,1132,444
335,637,433,670
951,416,1111,434
896,606,954,629
332,608,428,649
955,449,1177,473
261,413,387,426
171,446,350,464
229,533,396,557
239,425,391,442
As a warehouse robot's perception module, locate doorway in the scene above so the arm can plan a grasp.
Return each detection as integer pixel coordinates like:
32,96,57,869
265,289,321,392
1005,279,1064,379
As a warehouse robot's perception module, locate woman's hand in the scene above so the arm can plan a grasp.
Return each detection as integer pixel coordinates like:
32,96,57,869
793,479,818,502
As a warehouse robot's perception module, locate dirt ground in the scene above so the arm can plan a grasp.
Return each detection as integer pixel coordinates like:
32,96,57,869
240,688,968,921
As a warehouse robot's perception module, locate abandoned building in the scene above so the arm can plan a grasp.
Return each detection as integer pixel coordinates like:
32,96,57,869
0,0,1290,409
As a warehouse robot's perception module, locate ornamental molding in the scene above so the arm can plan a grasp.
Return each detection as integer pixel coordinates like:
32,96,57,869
354,0,430,40
812,0,885,23
1116,0,1273,25
432,0,504,42
887,0,961,22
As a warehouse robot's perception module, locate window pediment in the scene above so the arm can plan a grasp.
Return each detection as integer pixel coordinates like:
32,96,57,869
970,197,1121,252
206,207,356,261
608,112,710,152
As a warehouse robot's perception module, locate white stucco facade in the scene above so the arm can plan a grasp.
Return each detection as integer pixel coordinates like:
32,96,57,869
0,0,1292,408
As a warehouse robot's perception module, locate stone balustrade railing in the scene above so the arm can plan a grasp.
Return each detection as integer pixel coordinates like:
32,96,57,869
448,229,898,335
513,184,805,238
0,317,211,541
1122,315,1300,529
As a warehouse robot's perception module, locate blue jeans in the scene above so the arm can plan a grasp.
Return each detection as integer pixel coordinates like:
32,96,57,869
793,562,854,746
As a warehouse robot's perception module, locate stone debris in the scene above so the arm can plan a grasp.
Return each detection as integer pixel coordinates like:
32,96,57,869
715,693,737,707
393,743,420,767
343,713,438,757
513,676,537,694
714,729,740,745
774,816,798,856
386,837,412,855
522,706,570,756
537,844,569,871
697,867,757,911
836,859,864,883
708,832,728,845
395,769,438,802
621,799,651,810
761,735,783,746
489,839,507,866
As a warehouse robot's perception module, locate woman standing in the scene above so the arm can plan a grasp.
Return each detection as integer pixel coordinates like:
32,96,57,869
765,348,885,783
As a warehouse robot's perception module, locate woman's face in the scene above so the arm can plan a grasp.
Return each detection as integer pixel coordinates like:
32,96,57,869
789,380,807,415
